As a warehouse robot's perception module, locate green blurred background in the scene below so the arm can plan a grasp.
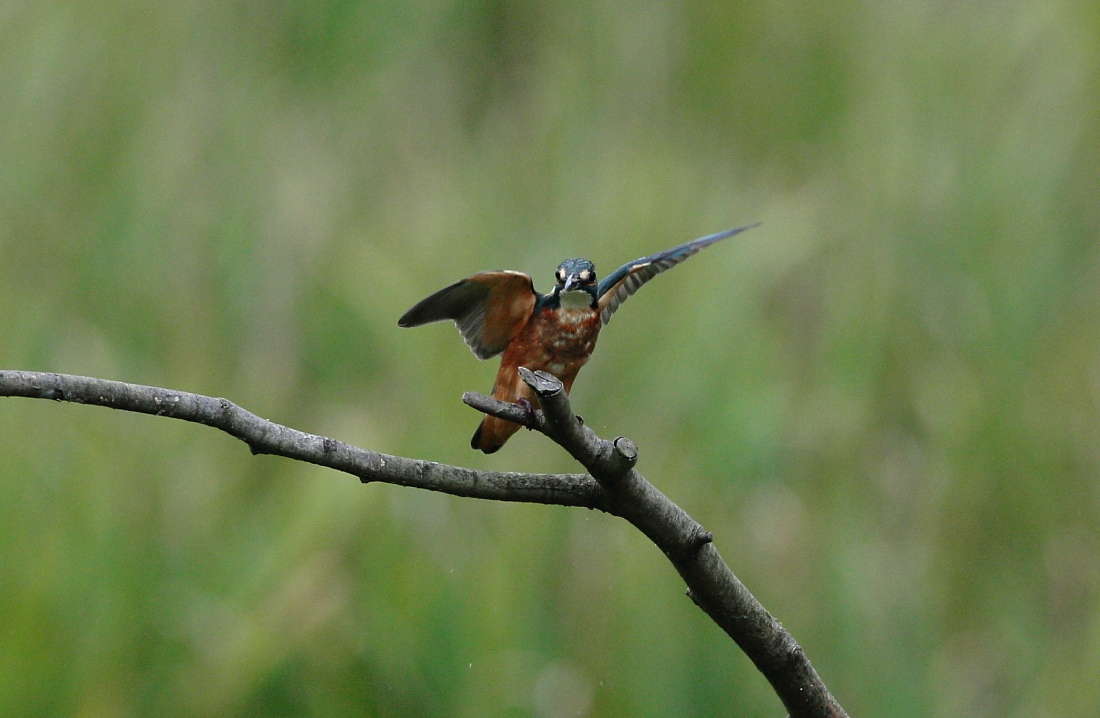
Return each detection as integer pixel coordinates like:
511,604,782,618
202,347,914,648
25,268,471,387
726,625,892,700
1,1,1098,715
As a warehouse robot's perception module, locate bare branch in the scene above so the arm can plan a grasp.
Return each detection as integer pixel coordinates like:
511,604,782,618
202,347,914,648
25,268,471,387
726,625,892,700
0,368,846,717
0,370,602,508
465,368,848,718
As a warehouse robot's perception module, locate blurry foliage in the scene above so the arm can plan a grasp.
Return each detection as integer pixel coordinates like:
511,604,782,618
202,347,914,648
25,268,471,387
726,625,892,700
2,0,1099,716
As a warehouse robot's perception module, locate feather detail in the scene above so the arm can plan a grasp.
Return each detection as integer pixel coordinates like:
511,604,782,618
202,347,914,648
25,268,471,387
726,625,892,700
398,270,537,359
596,224,759,325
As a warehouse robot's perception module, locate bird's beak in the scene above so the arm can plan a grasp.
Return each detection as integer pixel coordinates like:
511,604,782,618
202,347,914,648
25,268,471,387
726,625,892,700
563,274,578,292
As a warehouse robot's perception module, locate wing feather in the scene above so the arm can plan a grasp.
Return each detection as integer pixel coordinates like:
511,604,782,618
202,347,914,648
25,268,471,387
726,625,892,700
398,270,537,359
596,224,758,325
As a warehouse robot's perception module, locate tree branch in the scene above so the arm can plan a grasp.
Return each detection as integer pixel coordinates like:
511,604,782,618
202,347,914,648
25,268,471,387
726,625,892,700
0,368,846,717
466,369,846,718
0,370,600,507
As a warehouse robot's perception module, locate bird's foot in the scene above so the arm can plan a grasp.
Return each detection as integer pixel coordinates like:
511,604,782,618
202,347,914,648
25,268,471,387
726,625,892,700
518,398,537,430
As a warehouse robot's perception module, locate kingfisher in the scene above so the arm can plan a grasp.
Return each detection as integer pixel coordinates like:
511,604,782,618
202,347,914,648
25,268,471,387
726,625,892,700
398,224,756,452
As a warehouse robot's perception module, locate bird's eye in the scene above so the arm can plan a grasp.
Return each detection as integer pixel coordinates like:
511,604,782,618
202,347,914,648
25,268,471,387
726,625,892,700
556,269,566,283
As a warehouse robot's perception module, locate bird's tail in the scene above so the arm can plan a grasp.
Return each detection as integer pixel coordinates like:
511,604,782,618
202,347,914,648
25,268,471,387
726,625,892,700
470,414,523,454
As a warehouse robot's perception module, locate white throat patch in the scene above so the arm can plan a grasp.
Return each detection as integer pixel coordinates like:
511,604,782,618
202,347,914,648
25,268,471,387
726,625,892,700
558,289,592,310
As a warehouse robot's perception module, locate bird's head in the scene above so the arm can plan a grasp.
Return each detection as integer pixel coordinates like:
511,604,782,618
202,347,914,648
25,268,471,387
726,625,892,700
554,258,597,292
554,257,598,307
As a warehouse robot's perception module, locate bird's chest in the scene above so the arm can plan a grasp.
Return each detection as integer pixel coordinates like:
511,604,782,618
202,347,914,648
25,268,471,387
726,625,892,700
537,306,601,357
506,306,601,379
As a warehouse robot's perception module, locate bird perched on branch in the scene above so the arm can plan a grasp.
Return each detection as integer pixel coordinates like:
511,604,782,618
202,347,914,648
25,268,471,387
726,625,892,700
399,224,757,453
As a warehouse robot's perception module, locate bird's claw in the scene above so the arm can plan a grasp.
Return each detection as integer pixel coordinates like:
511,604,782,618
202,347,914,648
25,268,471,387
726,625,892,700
518,398,537,430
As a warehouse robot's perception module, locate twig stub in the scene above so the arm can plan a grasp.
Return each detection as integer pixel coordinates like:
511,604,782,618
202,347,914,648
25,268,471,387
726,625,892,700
517,367,563,396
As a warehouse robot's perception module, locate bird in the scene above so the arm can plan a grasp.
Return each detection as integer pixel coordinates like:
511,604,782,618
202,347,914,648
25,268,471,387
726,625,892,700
398,224,757,453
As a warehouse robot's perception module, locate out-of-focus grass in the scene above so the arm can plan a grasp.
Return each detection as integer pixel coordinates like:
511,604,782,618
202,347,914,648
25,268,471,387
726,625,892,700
1,1,1099,716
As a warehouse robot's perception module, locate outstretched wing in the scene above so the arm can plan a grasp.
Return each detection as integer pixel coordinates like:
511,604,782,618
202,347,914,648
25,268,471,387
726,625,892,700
596,224,759,325
398,270,537,359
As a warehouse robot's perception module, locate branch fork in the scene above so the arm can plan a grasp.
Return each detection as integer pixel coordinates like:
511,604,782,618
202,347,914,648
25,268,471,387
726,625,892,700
0,368,846,717
462,368,845,717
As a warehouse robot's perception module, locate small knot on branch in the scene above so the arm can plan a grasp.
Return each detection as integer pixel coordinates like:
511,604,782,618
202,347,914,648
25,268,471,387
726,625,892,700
595,436,639,482
613,436,638,464
690,525,714,550
667,524,714,564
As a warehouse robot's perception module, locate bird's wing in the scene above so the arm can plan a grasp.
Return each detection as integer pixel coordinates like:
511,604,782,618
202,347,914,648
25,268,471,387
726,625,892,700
398,270,538,359
595,224,758,325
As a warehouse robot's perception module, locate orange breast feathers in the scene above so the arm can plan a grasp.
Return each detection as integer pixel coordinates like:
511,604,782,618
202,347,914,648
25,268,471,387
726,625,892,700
471,306,602,452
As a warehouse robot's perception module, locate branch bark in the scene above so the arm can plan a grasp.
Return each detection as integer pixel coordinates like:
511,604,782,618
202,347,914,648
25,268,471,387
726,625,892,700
0,369,846,717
